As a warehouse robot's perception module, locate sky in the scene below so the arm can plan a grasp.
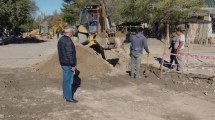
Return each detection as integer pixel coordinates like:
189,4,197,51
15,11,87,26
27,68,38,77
34,0,63,16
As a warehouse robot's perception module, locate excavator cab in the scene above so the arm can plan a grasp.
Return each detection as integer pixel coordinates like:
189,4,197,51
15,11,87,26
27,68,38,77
77,5,99,45
79,5,99,33
77,3,116,49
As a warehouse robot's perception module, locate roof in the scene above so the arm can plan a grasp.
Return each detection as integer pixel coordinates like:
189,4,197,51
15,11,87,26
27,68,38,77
189,7,215,17
201,7,215,15
187,18,211,24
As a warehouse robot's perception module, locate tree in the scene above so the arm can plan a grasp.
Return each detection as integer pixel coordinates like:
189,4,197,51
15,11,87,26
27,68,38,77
116,0,206,23
152,0,207,22
113,0,207,44
207,0,215,7
114,0,152,23
0,0,38,30
101,0,119,22
47,10,63,27
61,1,77,25
61,0,99,25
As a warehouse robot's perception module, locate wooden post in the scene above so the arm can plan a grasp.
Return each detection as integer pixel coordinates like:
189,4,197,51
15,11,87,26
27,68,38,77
160,23,170,79
166,23,170,45
187,27,190,65
186,23,191,67
98,7,102,34
160,42,167,80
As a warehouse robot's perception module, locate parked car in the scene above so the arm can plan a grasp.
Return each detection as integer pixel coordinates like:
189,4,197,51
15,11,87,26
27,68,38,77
0,32,10,45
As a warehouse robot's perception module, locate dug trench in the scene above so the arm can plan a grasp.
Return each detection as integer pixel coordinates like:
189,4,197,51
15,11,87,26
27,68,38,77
87,43,215,97
1,44,215,119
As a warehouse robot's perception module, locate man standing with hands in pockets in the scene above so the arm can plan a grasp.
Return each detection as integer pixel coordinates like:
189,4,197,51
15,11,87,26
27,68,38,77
57,27,78,103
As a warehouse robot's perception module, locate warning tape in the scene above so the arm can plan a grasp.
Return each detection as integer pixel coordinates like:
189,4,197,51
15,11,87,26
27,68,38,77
163,66,215,72
200,67,215,71
163,53,215,60
160,50,215,78
161,52,215,72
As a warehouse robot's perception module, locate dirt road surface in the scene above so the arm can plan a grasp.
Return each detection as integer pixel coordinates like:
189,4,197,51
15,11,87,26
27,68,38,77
0,38,215,120
0,38,58,68
119,38,215,76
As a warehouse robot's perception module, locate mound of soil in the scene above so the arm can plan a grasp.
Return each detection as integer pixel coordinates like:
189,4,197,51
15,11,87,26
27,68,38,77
34,45,113,79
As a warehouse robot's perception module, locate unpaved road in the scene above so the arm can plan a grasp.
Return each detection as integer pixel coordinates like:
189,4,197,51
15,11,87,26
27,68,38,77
1,68,215,120
121,39,215,76
0,38,215,120
0,38,58,68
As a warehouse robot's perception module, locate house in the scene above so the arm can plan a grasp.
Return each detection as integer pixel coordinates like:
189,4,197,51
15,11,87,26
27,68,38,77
185,7,215,45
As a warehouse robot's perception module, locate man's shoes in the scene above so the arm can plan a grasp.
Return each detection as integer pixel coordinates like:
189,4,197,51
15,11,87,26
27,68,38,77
66,99,78,103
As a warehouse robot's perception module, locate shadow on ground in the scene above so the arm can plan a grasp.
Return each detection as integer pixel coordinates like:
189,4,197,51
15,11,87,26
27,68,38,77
107,58,119,67
154,57,171,68
9,37,46,44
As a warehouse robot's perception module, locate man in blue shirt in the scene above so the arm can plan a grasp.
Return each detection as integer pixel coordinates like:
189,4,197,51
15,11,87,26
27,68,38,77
130,27,149,79
88,14,97,33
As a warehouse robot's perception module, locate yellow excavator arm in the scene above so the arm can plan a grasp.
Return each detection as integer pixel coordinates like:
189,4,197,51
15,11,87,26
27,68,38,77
51,22,65,37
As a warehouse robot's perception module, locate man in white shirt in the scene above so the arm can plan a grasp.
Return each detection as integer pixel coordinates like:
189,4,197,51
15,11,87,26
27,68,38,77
175,27,185,71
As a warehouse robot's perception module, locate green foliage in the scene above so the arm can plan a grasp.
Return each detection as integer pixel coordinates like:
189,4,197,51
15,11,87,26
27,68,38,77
0,0,38,30
61,0,207,24
47,10,63,27
61,2,77,25
61,0,99,25
102,0,119,22
116,0,152,23
152,0,206,22
116,0,207,23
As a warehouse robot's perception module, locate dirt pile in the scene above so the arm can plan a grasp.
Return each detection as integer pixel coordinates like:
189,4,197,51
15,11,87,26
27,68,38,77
34,45,113,79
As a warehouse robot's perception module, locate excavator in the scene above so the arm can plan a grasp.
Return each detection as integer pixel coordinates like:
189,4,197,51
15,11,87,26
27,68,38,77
51,22,65,37
76,0,123,50
26,22,65,39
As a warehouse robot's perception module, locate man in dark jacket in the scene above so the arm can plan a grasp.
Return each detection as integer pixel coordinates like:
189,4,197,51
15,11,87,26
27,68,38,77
57,27,78,103
130,27,149,79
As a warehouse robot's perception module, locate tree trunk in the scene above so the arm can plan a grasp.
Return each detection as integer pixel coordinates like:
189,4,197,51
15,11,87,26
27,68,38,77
165,23,170,45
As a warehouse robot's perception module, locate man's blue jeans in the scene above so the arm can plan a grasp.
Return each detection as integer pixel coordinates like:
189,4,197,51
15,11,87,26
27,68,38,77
130,51,142,78
62,66,74,100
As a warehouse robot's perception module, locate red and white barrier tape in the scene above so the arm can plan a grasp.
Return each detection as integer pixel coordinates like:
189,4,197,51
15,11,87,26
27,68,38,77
163,53,215,60
200,67,215,71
